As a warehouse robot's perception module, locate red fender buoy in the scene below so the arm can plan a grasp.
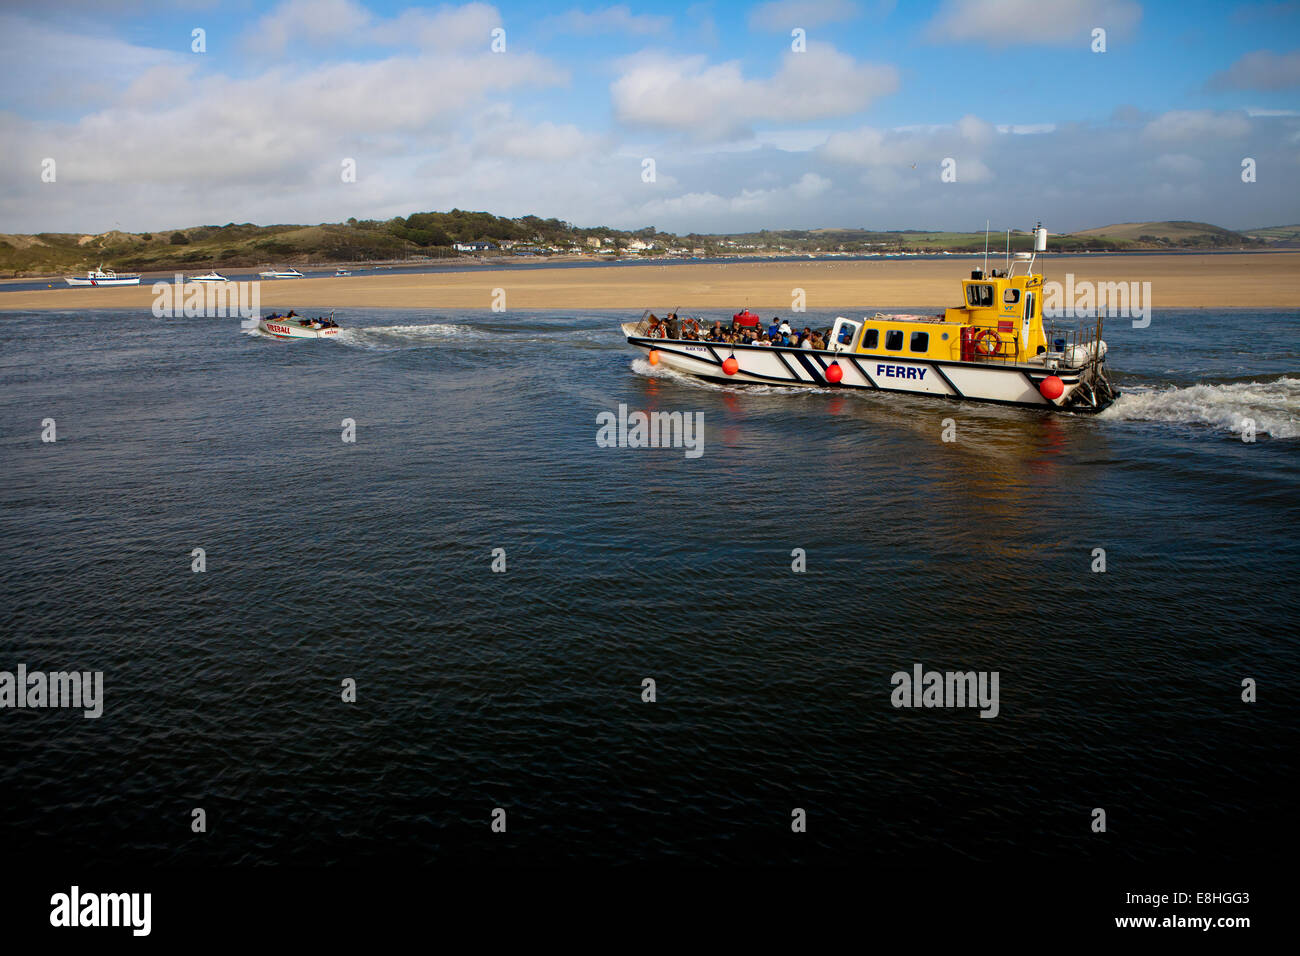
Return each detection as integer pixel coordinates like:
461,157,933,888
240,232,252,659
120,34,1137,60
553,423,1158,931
825,362,843,384
1040,375,1064,400
647,349,660,366
722,356,739,375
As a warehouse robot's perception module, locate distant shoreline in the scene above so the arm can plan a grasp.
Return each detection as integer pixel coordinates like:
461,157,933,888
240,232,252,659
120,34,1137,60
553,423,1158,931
2,246,1290,288
3,252,1297,311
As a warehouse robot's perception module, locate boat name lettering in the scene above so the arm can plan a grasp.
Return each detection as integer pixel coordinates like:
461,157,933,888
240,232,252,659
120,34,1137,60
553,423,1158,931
877,364,927,380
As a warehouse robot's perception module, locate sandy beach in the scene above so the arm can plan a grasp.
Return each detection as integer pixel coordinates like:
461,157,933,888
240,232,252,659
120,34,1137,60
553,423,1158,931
2,252,1297,311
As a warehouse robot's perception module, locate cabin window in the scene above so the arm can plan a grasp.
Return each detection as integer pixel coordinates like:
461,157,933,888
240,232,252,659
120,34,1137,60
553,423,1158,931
1003,289,1020,304
861,328,879,349
966,284,995,307
910,331,929,352
885,330,904,351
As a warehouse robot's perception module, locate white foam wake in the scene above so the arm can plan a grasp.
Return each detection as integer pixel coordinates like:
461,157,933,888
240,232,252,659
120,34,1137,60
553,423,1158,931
333,323,483,350
1101,377,1300,438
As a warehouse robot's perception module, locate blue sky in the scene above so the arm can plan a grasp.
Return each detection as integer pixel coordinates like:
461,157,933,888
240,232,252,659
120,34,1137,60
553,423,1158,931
1,0,1298,234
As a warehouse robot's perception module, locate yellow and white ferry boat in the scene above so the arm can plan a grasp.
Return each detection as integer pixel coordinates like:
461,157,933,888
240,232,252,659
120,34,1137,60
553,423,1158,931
623,226,1117,413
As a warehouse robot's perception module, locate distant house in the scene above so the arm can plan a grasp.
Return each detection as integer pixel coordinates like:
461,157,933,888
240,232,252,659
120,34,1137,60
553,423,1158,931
454,241,495,252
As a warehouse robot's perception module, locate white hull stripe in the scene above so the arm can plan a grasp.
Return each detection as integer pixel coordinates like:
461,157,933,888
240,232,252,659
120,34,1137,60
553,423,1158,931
631,336,1101,408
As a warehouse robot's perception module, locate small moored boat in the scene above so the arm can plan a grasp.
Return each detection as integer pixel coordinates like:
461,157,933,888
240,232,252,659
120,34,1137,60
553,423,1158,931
624,225,1117,413
257,311,341,339
64,265,141,287
188,271,228,283
258,268,304,279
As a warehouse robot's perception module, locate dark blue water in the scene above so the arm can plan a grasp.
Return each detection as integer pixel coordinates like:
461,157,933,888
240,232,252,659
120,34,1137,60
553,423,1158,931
0,306,1295,866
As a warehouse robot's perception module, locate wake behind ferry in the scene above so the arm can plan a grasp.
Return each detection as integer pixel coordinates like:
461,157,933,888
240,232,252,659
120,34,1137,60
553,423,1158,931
624,225,1117,413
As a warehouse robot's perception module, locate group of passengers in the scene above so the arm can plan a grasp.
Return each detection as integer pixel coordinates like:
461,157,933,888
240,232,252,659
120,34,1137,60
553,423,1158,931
645,312,828,350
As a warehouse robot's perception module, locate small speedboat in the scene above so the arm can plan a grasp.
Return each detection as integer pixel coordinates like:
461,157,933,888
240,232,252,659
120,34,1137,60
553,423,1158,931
257,312,341,339
65,265,140,287
258,268,304,279
188,271,228,283
335,269,351,277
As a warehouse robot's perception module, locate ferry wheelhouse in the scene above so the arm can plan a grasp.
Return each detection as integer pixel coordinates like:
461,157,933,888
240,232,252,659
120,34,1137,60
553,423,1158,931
623,226,1117,413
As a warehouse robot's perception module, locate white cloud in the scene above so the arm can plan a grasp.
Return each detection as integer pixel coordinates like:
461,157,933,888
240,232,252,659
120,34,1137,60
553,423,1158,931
0,13,186,110
822,115,993,170
484,119,606,161
924,0,1141,46
748,0,859,31
995,123,1057,134
246,1,503,54
0,48,568,198
611,43,897,137
791,172,833,198
1142,109,1251,142
549,6,671,35
1151,153,1205,177
1207,49,1300,91
245,0,373,53
635,173,836,220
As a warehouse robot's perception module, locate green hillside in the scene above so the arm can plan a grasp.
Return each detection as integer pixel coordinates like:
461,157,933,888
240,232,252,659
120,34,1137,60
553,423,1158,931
0,211,599,278
1241,224,1300,242
1068,220,1255,247
0,213,1268,278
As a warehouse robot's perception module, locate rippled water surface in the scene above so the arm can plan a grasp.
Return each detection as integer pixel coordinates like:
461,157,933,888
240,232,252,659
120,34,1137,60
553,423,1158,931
0,306,1296,866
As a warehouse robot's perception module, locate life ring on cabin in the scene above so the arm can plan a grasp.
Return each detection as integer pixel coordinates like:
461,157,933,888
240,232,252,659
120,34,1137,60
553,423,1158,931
973,328,1002,356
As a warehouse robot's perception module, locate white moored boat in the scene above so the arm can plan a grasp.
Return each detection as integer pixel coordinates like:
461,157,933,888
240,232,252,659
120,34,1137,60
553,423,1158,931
258,268,304,279
188,271,228,283
257,311,341,339
64,265,141,287
624,225,1117,413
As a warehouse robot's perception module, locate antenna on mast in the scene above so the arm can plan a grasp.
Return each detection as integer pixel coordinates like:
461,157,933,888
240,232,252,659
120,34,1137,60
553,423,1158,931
1005,227,1011,273
983,220,989,274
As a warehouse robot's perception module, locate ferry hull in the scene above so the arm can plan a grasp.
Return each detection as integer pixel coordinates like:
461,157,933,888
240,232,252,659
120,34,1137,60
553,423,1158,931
64,276,141,286
625,328,1114,413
